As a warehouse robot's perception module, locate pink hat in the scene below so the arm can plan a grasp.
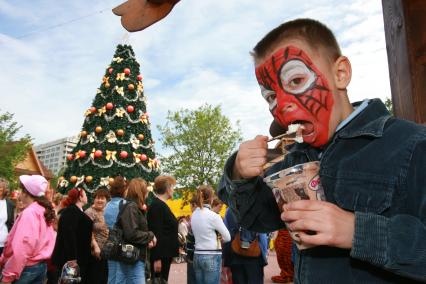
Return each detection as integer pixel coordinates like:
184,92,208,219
19,175,48,197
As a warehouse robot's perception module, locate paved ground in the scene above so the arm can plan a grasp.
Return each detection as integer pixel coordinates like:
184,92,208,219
168,251,291,284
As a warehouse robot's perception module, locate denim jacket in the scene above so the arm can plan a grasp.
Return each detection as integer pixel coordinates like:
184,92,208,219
104,197,125,229
218,99,426,283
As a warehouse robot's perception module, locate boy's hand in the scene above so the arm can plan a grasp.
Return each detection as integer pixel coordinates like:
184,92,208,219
233,135,268,179
281,200,355,249
148,236,157,248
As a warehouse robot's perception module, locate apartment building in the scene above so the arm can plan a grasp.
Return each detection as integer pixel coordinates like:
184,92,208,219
35,136,78,175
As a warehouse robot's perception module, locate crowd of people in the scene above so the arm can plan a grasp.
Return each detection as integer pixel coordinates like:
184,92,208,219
0,174,295,284
0,175,174,284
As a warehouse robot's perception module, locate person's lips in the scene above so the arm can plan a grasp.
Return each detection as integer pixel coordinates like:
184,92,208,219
288,120,313,136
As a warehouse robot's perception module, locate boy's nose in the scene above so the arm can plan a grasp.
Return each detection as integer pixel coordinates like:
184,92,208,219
279,102,297,115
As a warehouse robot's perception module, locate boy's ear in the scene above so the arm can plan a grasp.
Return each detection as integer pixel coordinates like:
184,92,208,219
333,56,352,90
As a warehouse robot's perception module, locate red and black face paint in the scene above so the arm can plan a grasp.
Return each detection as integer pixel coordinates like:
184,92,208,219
255,45,334,147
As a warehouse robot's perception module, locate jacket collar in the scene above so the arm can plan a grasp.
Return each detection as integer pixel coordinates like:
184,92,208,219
336,98,391,139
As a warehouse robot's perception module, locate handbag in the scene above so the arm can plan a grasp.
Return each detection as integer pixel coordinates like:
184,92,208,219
231,230,261,258
101,201,141,264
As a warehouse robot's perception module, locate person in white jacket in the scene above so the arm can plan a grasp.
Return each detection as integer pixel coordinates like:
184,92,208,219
191,185,230,284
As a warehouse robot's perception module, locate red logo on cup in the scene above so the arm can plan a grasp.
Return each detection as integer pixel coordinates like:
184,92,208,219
309,175,320,191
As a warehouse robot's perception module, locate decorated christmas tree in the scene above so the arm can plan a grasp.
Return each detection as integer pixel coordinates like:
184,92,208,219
58,44,160,197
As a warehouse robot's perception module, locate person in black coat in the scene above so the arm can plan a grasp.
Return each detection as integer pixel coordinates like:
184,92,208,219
52,188,93,284
147,175,179,282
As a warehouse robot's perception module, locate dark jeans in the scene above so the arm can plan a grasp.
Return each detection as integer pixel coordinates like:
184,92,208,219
230,262,264,284
14,262,47,284
87,255,108,284
187,261,196,284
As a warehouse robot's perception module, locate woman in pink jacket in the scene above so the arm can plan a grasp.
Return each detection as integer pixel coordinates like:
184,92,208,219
0,175,56,284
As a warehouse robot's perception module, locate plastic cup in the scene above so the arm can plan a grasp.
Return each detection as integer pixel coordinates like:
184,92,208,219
263,161,325,249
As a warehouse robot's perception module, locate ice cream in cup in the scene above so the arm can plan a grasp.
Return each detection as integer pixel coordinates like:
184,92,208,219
263,161,325,249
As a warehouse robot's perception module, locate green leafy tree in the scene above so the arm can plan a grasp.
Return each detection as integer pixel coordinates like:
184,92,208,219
158,104,242,202
58,44,159,199
384,97,394,116
0,111,32,187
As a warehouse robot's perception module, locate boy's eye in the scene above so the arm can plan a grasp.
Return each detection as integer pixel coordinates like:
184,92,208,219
280,60,316,95
289,77,305,87
260,85,277,112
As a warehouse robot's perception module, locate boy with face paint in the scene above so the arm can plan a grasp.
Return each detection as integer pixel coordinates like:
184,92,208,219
218,19,426,283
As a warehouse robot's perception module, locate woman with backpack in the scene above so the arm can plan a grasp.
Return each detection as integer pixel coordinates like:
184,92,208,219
104,176,127,283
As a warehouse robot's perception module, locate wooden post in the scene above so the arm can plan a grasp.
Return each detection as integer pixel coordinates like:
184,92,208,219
382,0,426,123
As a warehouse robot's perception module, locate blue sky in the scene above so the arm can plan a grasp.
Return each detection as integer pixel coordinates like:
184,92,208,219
0,0,390,156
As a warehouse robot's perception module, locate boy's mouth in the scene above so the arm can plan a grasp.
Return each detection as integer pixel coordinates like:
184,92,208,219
290,120,314,137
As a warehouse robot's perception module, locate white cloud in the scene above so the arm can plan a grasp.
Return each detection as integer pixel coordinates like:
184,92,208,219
0,0,391,156
0,0,37,21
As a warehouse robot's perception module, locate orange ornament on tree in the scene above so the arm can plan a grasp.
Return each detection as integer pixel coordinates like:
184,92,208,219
95,126,103,133
85,176,93,183
138,134,144,140
128,83,135,91
70,176,78,183
116,129,125,136
80,131,87,137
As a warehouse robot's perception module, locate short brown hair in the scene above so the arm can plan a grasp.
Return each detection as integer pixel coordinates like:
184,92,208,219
253,18,341,63
93,187,111,201
126,178,148,206
212,197,223,208
154,175,176,195
110,176,126,197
